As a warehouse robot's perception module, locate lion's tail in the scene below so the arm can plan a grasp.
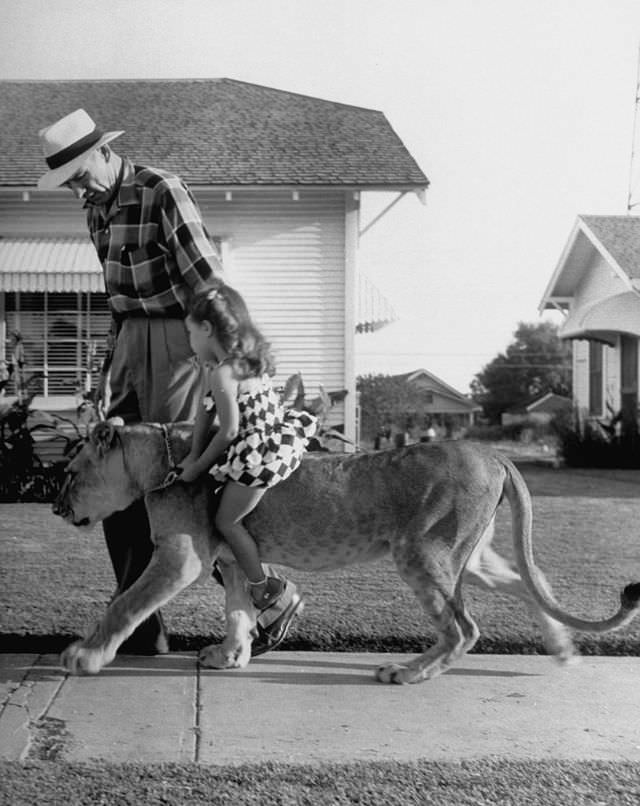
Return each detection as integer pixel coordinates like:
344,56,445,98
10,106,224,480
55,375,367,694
502,457,640,633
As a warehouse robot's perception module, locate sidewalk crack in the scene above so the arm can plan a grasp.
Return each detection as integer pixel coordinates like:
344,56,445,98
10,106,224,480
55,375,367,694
20,661,69,761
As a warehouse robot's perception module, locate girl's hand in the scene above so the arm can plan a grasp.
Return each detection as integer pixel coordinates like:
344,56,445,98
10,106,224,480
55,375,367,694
177,460,202,484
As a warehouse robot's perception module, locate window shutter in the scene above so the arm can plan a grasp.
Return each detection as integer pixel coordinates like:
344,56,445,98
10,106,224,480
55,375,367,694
3,292,111,396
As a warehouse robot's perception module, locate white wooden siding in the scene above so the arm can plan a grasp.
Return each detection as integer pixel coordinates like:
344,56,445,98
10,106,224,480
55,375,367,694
0,188,352,435
564,246,635,420
197,190,348,430
0,192,90,236
604,339,620,415
572,251,630,310
573,338,624,418
572,339,589,411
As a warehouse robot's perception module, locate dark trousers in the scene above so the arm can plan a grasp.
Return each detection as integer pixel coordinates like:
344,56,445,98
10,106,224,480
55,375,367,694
103,316,202,652
103,499,168,651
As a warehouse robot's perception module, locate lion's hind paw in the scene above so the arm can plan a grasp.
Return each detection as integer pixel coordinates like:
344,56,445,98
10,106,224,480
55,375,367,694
375,662,411,685
554,649,581,667
199,643,250,670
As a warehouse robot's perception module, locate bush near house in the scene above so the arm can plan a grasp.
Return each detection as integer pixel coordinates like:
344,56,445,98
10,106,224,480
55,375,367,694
555,409,640,469
465,418,553,444
0,397,80,502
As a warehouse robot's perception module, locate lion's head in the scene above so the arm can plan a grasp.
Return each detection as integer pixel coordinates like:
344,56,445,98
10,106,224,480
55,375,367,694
53,421,140,526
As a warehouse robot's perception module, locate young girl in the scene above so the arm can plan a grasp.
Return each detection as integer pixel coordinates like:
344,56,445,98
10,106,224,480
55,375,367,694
178,286,317,610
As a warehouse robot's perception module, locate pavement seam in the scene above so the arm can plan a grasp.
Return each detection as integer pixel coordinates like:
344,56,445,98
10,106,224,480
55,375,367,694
194,654,202,763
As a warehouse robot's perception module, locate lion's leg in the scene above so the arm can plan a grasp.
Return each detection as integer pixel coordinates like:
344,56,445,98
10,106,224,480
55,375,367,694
464,540,575,662
199,558,254,670
61,533,203,675
377,554,479,685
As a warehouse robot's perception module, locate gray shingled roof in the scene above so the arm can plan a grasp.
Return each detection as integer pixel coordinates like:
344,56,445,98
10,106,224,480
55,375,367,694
0,78,429,188
580,215,640,280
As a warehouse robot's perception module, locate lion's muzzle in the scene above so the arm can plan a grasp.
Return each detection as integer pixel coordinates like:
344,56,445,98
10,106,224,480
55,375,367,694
52,473,89,525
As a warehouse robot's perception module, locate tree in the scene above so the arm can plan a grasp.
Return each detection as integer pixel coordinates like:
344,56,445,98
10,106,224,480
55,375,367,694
470,321,571,424
357,373,428,442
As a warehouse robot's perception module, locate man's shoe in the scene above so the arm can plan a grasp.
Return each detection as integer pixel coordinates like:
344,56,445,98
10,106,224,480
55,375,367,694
251,584,304,657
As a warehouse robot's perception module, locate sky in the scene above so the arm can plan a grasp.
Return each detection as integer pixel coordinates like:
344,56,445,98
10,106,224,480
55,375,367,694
3,0,640,392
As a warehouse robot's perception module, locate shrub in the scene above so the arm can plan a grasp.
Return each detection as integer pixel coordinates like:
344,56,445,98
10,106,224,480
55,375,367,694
0,397,82,502
465,419,552,443
555,409,640,468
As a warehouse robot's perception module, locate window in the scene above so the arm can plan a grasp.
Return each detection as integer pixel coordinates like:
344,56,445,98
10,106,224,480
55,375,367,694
588,341,603,416
3,292,111,397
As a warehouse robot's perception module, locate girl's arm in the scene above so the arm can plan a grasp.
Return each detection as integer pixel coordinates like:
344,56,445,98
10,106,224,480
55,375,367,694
180,370,212,460
179,363,239,482
188,396,216,460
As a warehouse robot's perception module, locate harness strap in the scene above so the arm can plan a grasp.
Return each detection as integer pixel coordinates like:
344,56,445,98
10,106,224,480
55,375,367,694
155,423,183,490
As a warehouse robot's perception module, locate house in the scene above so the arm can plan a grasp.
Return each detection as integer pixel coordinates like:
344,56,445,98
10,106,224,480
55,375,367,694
501,392,572,426
0,78,429,448
539,215,640,430
363,368,481,447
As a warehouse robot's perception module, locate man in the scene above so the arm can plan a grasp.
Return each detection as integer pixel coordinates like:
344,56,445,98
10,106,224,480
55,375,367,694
37,108,303,656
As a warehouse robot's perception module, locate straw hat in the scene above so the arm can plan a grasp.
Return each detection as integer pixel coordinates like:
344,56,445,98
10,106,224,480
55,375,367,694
37,108,124,190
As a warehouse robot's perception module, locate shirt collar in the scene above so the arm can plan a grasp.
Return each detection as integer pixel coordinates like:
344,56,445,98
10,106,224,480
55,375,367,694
115,158,139,207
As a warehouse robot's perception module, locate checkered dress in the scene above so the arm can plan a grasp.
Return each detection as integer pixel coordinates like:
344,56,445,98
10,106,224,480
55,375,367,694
207,377,318,488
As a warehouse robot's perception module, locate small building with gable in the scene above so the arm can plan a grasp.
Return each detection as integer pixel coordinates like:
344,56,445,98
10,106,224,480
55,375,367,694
501,391,572,426
539,215,640,431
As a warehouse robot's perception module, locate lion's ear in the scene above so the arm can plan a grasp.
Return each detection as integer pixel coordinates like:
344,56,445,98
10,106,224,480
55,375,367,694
90,421,118,457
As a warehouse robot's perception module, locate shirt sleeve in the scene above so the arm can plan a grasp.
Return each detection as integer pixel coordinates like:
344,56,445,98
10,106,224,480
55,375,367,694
158,178,224,292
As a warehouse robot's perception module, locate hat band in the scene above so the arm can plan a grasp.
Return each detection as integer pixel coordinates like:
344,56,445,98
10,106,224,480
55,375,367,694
45,127,104,170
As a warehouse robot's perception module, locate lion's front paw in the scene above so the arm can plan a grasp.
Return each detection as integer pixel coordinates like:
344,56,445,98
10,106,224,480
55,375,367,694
199,642,251,670
375,662,411,685
60,641,111,675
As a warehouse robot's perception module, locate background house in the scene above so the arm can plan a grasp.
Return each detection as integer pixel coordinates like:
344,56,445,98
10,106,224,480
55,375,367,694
539,215,640,431
360,368,480,448
396,369,481,440
501,392,572,426
0,78,429,448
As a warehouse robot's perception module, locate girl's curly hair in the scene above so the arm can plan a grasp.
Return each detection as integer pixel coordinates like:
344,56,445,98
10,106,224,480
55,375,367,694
186,285,275,379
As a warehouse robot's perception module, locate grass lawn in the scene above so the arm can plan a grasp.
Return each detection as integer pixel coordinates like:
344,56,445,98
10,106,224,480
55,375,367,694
2,759,640,806
2,461,640,655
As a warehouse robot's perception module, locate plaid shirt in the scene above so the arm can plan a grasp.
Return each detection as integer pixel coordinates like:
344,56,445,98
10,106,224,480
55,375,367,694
86,159,223,315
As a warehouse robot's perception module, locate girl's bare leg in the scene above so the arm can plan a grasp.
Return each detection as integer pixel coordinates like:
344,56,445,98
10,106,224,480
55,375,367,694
215,481,267,583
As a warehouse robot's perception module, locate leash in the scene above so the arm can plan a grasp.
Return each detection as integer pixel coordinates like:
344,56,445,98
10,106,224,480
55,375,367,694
157,423,184,488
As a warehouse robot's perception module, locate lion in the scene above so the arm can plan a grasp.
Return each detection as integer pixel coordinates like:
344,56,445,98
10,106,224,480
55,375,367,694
53,421,640,682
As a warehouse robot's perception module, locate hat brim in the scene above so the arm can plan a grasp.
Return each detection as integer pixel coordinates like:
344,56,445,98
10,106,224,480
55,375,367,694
37,130,124,190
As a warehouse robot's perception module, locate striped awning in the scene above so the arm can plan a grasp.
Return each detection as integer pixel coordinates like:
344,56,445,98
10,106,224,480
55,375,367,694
0,237,103,292
0,238,396,334
356,270,396,333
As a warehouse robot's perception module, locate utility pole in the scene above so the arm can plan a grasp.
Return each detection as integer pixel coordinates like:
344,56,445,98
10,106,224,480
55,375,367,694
627,42,640,212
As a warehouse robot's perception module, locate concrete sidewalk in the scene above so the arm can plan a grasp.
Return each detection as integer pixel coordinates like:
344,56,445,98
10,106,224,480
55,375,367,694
1,652,639,765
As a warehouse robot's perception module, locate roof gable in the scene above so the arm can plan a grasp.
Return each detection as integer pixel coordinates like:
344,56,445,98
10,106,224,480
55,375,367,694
506,392,572,415
580,215,640,280
0,78,429,188
390,368,477,409
540,215,640,309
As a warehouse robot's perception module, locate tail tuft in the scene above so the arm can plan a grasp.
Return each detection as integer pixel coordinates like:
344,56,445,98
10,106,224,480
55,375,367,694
620,582,640,610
